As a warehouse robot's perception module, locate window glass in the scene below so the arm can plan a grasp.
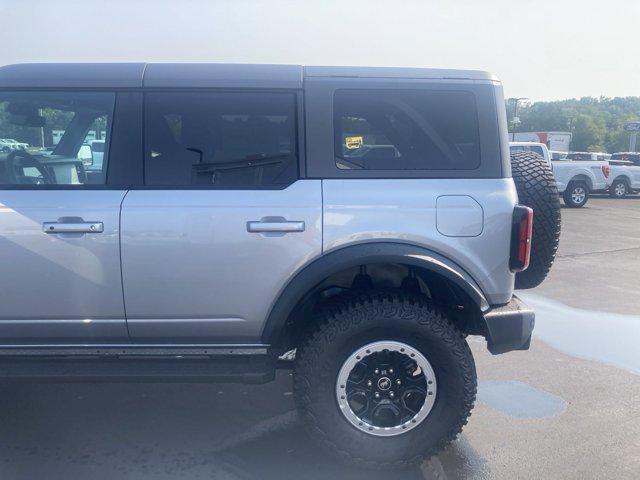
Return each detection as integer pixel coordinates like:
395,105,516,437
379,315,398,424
611,153,640,164
566,153,593,161
531,146,544,156
144,92,298,188
0,91,114,185
334,89,480,170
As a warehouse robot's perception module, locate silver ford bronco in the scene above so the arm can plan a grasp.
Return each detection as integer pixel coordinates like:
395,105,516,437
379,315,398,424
0,63,560,467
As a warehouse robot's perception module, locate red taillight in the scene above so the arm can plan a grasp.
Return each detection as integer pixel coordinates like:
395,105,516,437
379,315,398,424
602,165,610,178
510,205,533,272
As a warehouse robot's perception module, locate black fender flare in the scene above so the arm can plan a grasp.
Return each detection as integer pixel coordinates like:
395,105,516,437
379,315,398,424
261,242,490,346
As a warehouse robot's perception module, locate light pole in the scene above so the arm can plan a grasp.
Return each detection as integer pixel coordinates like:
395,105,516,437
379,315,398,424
39,108,45,148
508,97,529,138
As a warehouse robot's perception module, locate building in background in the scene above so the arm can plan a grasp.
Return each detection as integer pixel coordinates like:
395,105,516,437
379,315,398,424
509,131,572,152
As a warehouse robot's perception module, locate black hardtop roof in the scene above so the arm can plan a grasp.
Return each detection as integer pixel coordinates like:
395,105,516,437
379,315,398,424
0,63,499,89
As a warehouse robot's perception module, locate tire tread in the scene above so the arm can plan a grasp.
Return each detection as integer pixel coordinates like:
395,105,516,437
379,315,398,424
510,151,562,289
293,291,476,469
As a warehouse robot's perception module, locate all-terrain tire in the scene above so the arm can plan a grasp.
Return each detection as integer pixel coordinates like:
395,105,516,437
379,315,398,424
510,151,561,289
293,292,476,469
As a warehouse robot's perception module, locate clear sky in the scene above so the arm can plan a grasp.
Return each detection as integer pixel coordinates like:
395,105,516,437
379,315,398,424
0,0,638,101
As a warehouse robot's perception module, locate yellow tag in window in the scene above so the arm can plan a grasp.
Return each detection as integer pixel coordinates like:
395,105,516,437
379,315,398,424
345,136,363,150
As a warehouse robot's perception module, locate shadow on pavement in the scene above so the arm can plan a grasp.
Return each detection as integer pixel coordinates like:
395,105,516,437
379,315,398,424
0,373,488,480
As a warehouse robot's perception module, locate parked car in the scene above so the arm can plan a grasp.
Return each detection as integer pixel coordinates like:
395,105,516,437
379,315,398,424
3,138,29,150
566,151,608,161
88,139,105,170
509,141,552,168
0,139,14,152
550,150,567,161
0,63,562,467
608,152,640,197
77,144,93,165
551,154,611,207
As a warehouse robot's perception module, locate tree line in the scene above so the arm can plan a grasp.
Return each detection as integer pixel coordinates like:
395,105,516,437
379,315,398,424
508,97,640,153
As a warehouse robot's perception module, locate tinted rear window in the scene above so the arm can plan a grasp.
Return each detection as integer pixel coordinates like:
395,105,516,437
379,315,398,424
566,153,593,160
530,146,544,156
334,90,480,171
611,153,640,161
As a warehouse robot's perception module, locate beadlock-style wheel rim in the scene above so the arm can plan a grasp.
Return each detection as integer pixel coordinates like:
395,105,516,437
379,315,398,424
336,341,437,437
571,187,586,204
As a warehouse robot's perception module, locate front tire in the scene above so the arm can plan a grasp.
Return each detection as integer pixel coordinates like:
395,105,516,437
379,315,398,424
563,181,589,208
294,293,476,468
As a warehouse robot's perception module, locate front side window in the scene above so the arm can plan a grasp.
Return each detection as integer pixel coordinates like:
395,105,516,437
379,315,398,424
0,91,114,185
144,92,298,189
334,89,480,171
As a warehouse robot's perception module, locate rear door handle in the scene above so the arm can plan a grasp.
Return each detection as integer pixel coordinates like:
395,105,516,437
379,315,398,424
43,222,104,234
246,220,305,233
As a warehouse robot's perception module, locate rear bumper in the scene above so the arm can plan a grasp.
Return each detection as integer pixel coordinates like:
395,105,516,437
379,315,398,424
483,295,535,355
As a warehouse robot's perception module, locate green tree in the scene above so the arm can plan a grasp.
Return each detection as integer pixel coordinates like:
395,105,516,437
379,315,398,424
508,96,640,152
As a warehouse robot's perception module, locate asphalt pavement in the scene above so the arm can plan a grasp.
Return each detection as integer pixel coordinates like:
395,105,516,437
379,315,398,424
0,196,638,479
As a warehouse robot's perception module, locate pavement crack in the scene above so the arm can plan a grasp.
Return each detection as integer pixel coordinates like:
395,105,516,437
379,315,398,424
558,246,640,259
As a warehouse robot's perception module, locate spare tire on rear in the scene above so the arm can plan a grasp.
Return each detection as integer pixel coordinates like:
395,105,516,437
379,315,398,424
510,151,561,289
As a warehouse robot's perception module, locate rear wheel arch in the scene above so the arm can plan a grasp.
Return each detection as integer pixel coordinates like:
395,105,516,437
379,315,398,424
261,242,490,349
569,174,593,190
610,177,631,197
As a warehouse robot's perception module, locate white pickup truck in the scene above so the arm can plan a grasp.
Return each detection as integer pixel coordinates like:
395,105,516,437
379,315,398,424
509,142,552,168
608,153,640,198
551,156,611,207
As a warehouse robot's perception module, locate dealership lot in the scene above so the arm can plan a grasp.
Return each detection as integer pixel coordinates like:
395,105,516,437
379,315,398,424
0,197,638,480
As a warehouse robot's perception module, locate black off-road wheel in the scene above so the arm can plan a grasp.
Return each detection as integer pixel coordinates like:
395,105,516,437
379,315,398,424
293,292,476,469
510,151,561,289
